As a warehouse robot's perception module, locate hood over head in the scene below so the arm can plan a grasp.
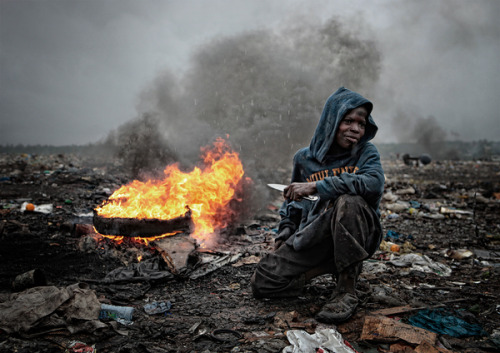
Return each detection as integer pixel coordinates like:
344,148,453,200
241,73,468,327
309,87,378,163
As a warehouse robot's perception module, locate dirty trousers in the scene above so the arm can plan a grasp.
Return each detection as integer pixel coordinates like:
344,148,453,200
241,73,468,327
251,195,382,298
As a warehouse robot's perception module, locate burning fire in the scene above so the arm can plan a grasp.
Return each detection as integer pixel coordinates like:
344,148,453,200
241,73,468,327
95,138,247,244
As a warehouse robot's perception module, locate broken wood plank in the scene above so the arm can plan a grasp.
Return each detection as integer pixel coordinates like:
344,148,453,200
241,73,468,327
93,209,193,237
369,298,471,317
360,315,437,345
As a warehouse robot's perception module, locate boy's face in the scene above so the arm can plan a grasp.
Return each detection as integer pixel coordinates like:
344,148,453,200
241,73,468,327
335,106,368,149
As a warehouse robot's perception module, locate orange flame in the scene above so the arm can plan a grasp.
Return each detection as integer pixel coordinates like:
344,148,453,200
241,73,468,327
97,231,179,246
95,138,246,244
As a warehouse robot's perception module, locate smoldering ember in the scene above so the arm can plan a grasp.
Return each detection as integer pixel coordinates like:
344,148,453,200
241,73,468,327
0,142,499,353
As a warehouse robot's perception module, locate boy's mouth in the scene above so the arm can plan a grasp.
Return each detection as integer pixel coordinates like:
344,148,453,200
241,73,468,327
345,136,358,144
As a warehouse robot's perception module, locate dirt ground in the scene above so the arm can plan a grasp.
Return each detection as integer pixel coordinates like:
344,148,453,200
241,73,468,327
0,153,499,352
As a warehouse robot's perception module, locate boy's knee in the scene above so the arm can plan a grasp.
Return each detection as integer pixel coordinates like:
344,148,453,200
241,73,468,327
335,194,364,210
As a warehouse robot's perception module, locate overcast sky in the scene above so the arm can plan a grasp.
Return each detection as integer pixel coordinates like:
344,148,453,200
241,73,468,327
1,0,499,146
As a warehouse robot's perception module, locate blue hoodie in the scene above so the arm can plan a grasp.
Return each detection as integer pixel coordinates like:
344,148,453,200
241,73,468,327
279,87,385,237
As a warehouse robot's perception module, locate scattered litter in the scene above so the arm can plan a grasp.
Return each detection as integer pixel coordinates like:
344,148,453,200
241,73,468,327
283,328,356,353
143,301,172,315
473,249,500,260
65,340,96,353
440,207,473,215
386,213,400,220
1,150,498,351
232,255,261,267
361,315,437,345
103,258,174,283
383,191,399,202
419,212,446,220
75,211,94,218
445,249,474,260
385,201,410,212
401,241,416,253
380,240,400,253
409,200,421,209
363,261,389,274
20,201,53,214
0,283,104,334
388,253,452,276
99,303,134,324
395,186,416,195
385,230,413,243
189,253,241,280
490,329,500,348
11,268,47,292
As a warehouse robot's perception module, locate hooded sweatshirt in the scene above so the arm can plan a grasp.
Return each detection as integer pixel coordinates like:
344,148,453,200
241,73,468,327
278,87,385,237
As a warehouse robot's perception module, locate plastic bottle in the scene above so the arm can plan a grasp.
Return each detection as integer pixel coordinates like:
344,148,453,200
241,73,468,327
99,304,134,322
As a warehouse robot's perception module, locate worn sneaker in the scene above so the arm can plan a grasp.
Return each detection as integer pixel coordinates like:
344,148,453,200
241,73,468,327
315,292,359,324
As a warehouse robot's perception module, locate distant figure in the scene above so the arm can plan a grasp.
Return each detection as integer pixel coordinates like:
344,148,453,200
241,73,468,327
402,153,432,166
251,87,384,323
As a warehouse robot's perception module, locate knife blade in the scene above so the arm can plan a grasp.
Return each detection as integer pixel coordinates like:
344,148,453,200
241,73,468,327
267,183,319,201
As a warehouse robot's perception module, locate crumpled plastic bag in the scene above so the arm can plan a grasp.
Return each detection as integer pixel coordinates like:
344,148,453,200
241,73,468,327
363,261,389,274
144,301,172,315
388,253,452,276
20,201,53,214
282,328,356,353
408,309,487,338
0,283,104,334
104,258,174,283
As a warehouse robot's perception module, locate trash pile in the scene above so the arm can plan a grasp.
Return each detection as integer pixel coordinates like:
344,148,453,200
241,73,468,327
0,152,499,352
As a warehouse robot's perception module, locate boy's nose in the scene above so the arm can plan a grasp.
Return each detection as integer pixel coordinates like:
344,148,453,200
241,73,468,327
350,124,361,132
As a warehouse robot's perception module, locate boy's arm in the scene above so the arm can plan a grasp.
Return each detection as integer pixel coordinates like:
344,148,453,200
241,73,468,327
315,144,384,206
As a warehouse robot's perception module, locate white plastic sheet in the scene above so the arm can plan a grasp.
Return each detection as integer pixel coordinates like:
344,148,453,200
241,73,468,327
389,253,452,276
282,328,356,353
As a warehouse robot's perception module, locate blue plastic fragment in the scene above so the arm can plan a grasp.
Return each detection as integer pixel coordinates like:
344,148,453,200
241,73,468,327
409,200,421,209
385,230,414,242
408,309,487,338
385,230,401,240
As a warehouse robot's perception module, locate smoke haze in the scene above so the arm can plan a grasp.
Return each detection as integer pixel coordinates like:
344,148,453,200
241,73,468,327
1,0,499,154
371,0,500,145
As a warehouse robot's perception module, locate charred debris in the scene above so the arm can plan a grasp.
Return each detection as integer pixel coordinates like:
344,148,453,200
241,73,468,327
0,149,499,353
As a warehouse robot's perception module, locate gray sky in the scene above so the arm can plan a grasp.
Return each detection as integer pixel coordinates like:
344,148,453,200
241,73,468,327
1,0,499,146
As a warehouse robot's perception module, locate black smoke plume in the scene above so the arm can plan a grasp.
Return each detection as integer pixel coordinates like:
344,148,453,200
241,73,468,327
109,114,177,179
137,17,380,172
110,15,381,213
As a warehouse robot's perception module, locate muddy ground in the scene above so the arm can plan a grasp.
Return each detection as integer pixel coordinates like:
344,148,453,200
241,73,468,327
0,153,499,352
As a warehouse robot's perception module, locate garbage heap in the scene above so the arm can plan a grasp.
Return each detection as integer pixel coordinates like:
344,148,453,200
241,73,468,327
0,152,499,352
